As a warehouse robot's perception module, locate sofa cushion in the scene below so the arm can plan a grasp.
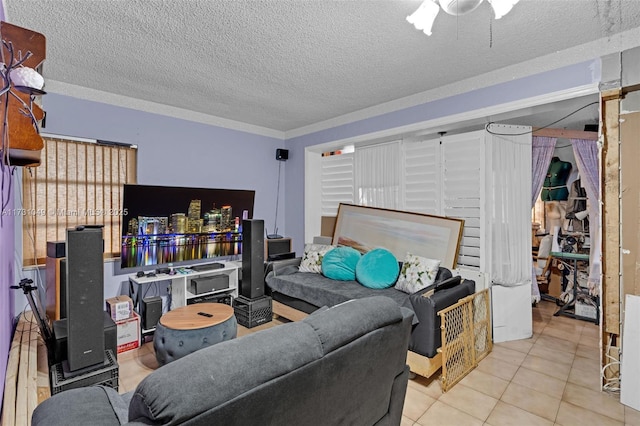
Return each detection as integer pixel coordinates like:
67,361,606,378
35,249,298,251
322,246,361,281
395,253,441,294
356,248,399,289
299,243,335,273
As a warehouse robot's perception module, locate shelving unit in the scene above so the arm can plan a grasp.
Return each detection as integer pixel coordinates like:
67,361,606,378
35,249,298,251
128,262,239,334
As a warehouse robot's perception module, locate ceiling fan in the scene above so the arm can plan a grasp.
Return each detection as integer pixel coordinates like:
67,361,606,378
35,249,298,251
407,0,521,36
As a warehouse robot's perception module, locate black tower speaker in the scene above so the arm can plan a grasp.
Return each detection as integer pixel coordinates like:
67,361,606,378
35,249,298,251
241,219,265,299
65,226,105,372
141,296,163,330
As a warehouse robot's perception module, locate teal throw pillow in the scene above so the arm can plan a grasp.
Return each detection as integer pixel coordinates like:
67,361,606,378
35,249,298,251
355,248,399,289
322,246,362,281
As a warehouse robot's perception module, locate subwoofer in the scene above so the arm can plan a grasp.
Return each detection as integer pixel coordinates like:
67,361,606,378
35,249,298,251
141,296,163,330
241,219,265,299
65,226,105,372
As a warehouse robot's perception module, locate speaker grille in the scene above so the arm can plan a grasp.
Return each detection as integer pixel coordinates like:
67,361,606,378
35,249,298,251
241,219,265,299
66,227,105,371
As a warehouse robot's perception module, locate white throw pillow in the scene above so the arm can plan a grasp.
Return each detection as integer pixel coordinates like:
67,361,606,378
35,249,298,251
394,253,441,294
299,243,336,274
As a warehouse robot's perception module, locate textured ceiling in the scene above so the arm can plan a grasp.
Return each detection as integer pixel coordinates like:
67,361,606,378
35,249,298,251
6,0,640,133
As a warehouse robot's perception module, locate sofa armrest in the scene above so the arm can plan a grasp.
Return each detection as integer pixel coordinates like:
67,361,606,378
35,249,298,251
265,257,302,277
407,279,475,358
32,386,130,426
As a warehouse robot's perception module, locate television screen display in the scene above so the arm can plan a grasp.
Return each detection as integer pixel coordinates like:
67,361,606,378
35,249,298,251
120,184,255,269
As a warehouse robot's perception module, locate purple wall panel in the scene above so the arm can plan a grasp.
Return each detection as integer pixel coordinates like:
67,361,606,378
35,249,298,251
0,168,15,410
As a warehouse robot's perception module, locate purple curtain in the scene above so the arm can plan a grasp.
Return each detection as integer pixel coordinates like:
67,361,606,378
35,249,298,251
571,138,600,294
531,137,557,207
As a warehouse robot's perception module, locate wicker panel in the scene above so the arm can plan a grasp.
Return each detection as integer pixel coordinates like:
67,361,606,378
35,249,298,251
439,288,492,392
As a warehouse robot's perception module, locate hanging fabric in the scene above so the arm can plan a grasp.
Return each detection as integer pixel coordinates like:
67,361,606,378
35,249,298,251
570,138,600,296
485,125,532,287
354,141,402,209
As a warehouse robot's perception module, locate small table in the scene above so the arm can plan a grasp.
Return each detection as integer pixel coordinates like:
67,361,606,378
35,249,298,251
153,303,237,365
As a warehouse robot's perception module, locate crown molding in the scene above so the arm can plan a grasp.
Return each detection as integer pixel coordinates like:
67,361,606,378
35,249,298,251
44,80,285,140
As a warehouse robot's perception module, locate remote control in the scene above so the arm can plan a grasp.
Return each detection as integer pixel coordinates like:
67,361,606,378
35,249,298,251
197,312,213,317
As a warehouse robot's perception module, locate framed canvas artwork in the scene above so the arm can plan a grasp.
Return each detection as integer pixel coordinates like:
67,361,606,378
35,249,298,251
331,203,464,269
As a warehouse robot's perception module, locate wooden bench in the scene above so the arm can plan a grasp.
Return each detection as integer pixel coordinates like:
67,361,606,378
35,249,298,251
1,312,50,426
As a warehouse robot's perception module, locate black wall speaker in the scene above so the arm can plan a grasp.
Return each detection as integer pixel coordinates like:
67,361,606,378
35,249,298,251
46,240,66,258
65,226,105,372
141,296,163,330
276,148,288,161
241,219,265,299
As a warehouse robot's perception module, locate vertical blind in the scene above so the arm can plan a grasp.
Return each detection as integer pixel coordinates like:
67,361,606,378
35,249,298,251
320,151,354,217
22,136,137,266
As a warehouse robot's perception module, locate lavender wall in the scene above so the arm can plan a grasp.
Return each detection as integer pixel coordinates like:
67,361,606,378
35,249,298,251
3,59,600,394
283,60,601,255
12,93,285,312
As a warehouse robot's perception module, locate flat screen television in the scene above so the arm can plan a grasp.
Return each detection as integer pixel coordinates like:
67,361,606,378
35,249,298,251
120,184,255,270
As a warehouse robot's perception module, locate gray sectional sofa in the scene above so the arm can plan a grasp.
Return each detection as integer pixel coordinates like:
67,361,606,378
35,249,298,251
265,259,475,359
32,296,413,426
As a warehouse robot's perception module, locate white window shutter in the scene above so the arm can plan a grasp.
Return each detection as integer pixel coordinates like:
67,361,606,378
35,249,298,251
441,132,484,269
403,139,441,215
321,152,354,217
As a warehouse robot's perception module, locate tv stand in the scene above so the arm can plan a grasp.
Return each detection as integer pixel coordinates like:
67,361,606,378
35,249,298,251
129,262,239,334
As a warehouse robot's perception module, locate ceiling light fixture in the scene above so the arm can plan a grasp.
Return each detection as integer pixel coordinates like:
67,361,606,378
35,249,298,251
407,0,520,36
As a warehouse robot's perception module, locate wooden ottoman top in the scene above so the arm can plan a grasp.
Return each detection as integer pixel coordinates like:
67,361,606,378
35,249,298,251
159,303,234,330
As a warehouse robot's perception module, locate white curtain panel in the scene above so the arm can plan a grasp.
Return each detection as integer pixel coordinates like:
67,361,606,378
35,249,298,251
486,125,532,287
571,138,601,296
354,141,401,209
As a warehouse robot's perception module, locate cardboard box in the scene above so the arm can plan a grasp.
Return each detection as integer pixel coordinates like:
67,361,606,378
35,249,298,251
106,295,134,321
116,311,140,353
548,265,563,298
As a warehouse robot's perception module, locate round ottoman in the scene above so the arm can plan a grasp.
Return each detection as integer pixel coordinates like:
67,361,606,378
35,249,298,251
154,303,237,365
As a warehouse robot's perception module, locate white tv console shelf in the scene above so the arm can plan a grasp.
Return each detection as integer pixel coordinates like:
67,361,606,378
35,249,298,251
128,262,239,332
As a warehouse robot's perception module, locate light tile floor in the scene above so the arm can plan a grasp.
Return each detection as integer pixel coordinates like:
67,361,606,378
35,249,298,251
116,301,640,425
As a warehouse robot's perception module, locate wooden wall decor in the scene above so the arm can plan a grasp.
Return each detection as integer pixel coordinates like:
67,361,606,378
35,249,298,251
0,21,46,167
